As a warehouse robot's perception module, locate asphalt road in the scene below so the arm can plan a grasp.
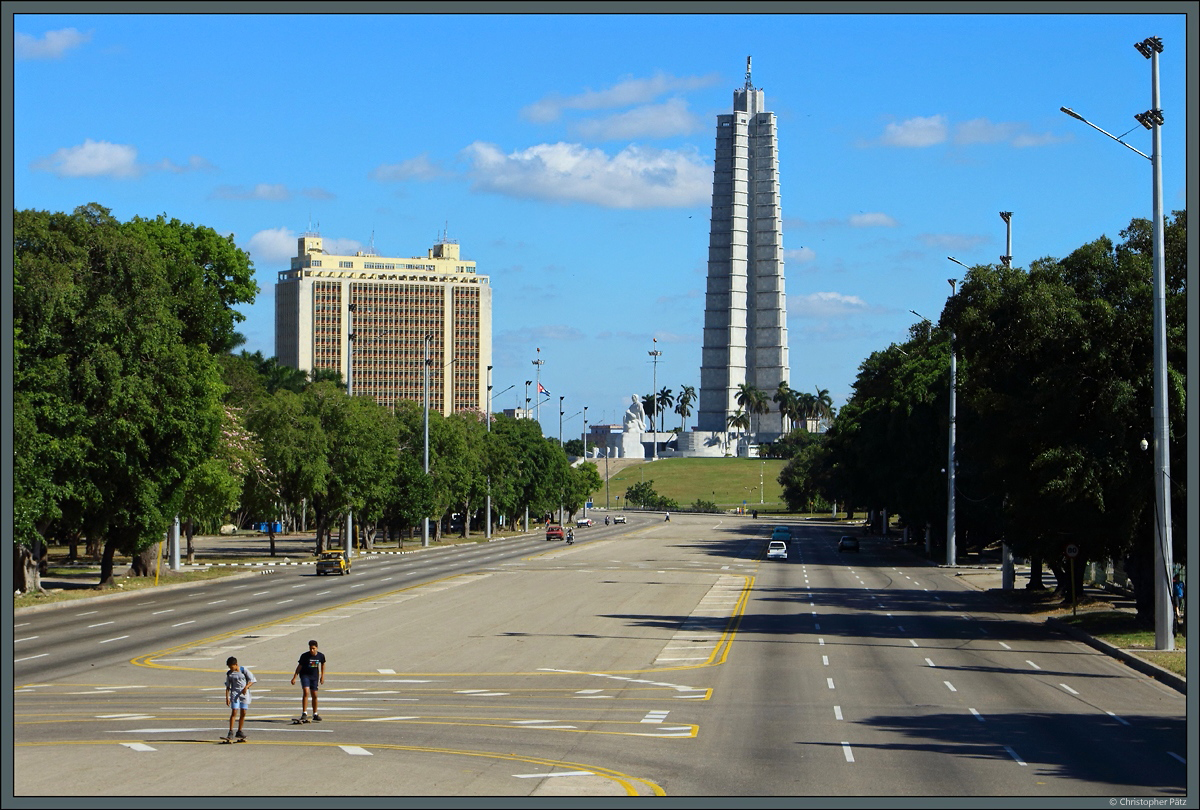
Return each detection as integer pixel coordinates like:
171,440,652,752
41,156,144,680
11,513,1188,799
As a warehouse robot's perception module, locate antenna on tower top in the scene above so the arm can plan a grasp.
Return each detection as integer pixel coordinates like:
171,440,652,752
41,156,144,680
745,56,753,88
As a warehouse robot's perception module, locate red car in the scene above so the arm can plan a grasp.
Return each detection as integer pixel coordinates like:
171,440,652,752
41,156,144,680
545,524,565,541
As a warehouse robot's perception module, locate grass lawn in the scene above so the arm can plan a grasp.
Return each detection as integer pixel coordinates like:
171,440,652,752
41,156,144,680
1057,610,1187,676
595,457,797,512
14,565,247,609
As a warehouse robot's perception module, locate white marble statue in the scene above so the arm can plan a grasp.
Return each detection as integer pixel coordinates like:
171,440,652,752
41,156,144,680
622,395,647,434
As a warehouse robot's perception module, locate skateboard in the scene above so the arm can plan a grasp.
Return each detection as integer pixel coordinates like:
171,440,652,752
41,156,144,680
220,736,247,743
291,716,311,725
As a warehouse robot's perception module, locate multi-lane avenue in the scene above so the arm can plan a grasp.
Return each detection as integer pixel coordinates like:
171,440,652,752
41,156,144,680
12,513,1188,797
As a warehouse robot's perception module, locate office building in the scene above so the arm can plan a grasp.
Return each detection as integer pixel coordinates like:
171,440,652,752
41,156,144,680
275,233,491,415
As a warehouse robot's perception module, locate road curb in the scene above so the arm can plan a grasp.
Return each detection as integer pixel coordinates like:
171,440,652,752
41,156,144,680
1046,616,1186,695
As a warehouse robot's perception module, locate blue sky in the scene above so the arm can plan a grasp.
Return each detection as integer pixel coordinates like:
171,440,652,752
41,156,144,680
12,10,1191,436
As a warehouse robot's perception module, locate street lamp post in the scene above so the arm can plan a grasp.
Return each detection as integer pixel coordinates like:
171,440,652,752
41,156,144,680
486,366,492,539
345,302,357,563
1060,35,1173,649
582,406,589,519
422,333,432,547
649,344,662,460
533,351,545,426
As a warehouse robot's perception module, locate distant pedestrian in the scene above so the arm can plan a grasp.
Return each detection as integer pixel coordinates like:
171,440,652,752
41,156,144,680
291,639,327,722
224,656,255,741
1174,574,1185,628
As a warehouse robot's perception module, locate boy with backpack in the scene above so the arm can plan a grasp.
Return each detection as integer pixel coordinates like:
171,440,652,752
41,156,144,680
223,656,256,741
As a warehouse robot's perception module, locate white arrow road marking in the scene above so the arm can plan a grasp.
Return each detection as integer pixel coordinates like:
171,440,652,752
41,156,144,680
339,746,372,756
120,743,156,752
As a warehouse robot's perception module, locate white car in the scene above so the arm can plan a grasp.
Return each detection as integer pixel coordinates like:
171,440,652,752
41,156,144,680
767,540,788,560
613,514,627,524
576,517,594,527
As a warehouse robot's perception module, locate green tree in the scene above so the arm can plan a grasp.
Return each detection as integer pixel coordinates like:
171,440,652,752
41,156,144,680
624,480,660,509
675,384,696,432
122,213,258,354
564,462,604,519
14,204,232,586
655,387,675,433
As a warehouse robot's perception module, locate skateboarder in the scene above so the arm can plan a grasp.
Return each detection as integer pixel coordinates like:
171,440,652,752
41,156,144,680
223,656,255,742
290,639,326,722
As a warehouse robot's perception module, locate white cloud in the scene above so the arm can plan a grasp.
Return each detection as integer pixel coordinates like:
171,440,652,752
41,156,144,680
879,115,948,147
789,291,871,318
849,212,899,228
784,247,817,263
574,98,705,140
371,154,447,182
32,139,216,179
245,227,298,264
522,72,719,123
31,139,140,177
461,141,711,208
954,117,1021,145
15,28,92,60
323,237,365,255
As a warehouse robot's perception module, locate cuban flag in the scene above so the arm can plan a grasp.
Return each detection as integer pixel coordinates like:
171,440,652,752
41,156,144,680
538,382,551,396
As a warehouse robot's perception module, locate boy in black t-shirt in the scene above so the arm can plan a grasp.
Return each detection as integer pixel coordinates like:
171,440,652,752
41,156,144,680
291,639,327,721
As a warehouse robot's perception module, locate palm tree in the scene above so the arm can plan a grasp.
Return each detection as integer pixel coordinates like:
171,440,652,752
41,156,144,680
656,387,674,433
813,387,834,428
726,408,751,434
773,381,797,433
675,385,696,432
642,393,656,430
736,383,770,435
796,391,817,430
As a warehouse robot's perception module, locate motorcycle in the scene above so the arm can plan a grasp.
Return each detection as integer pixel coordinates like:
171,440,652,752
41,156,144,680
604,516,610,526
566,529,575,545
